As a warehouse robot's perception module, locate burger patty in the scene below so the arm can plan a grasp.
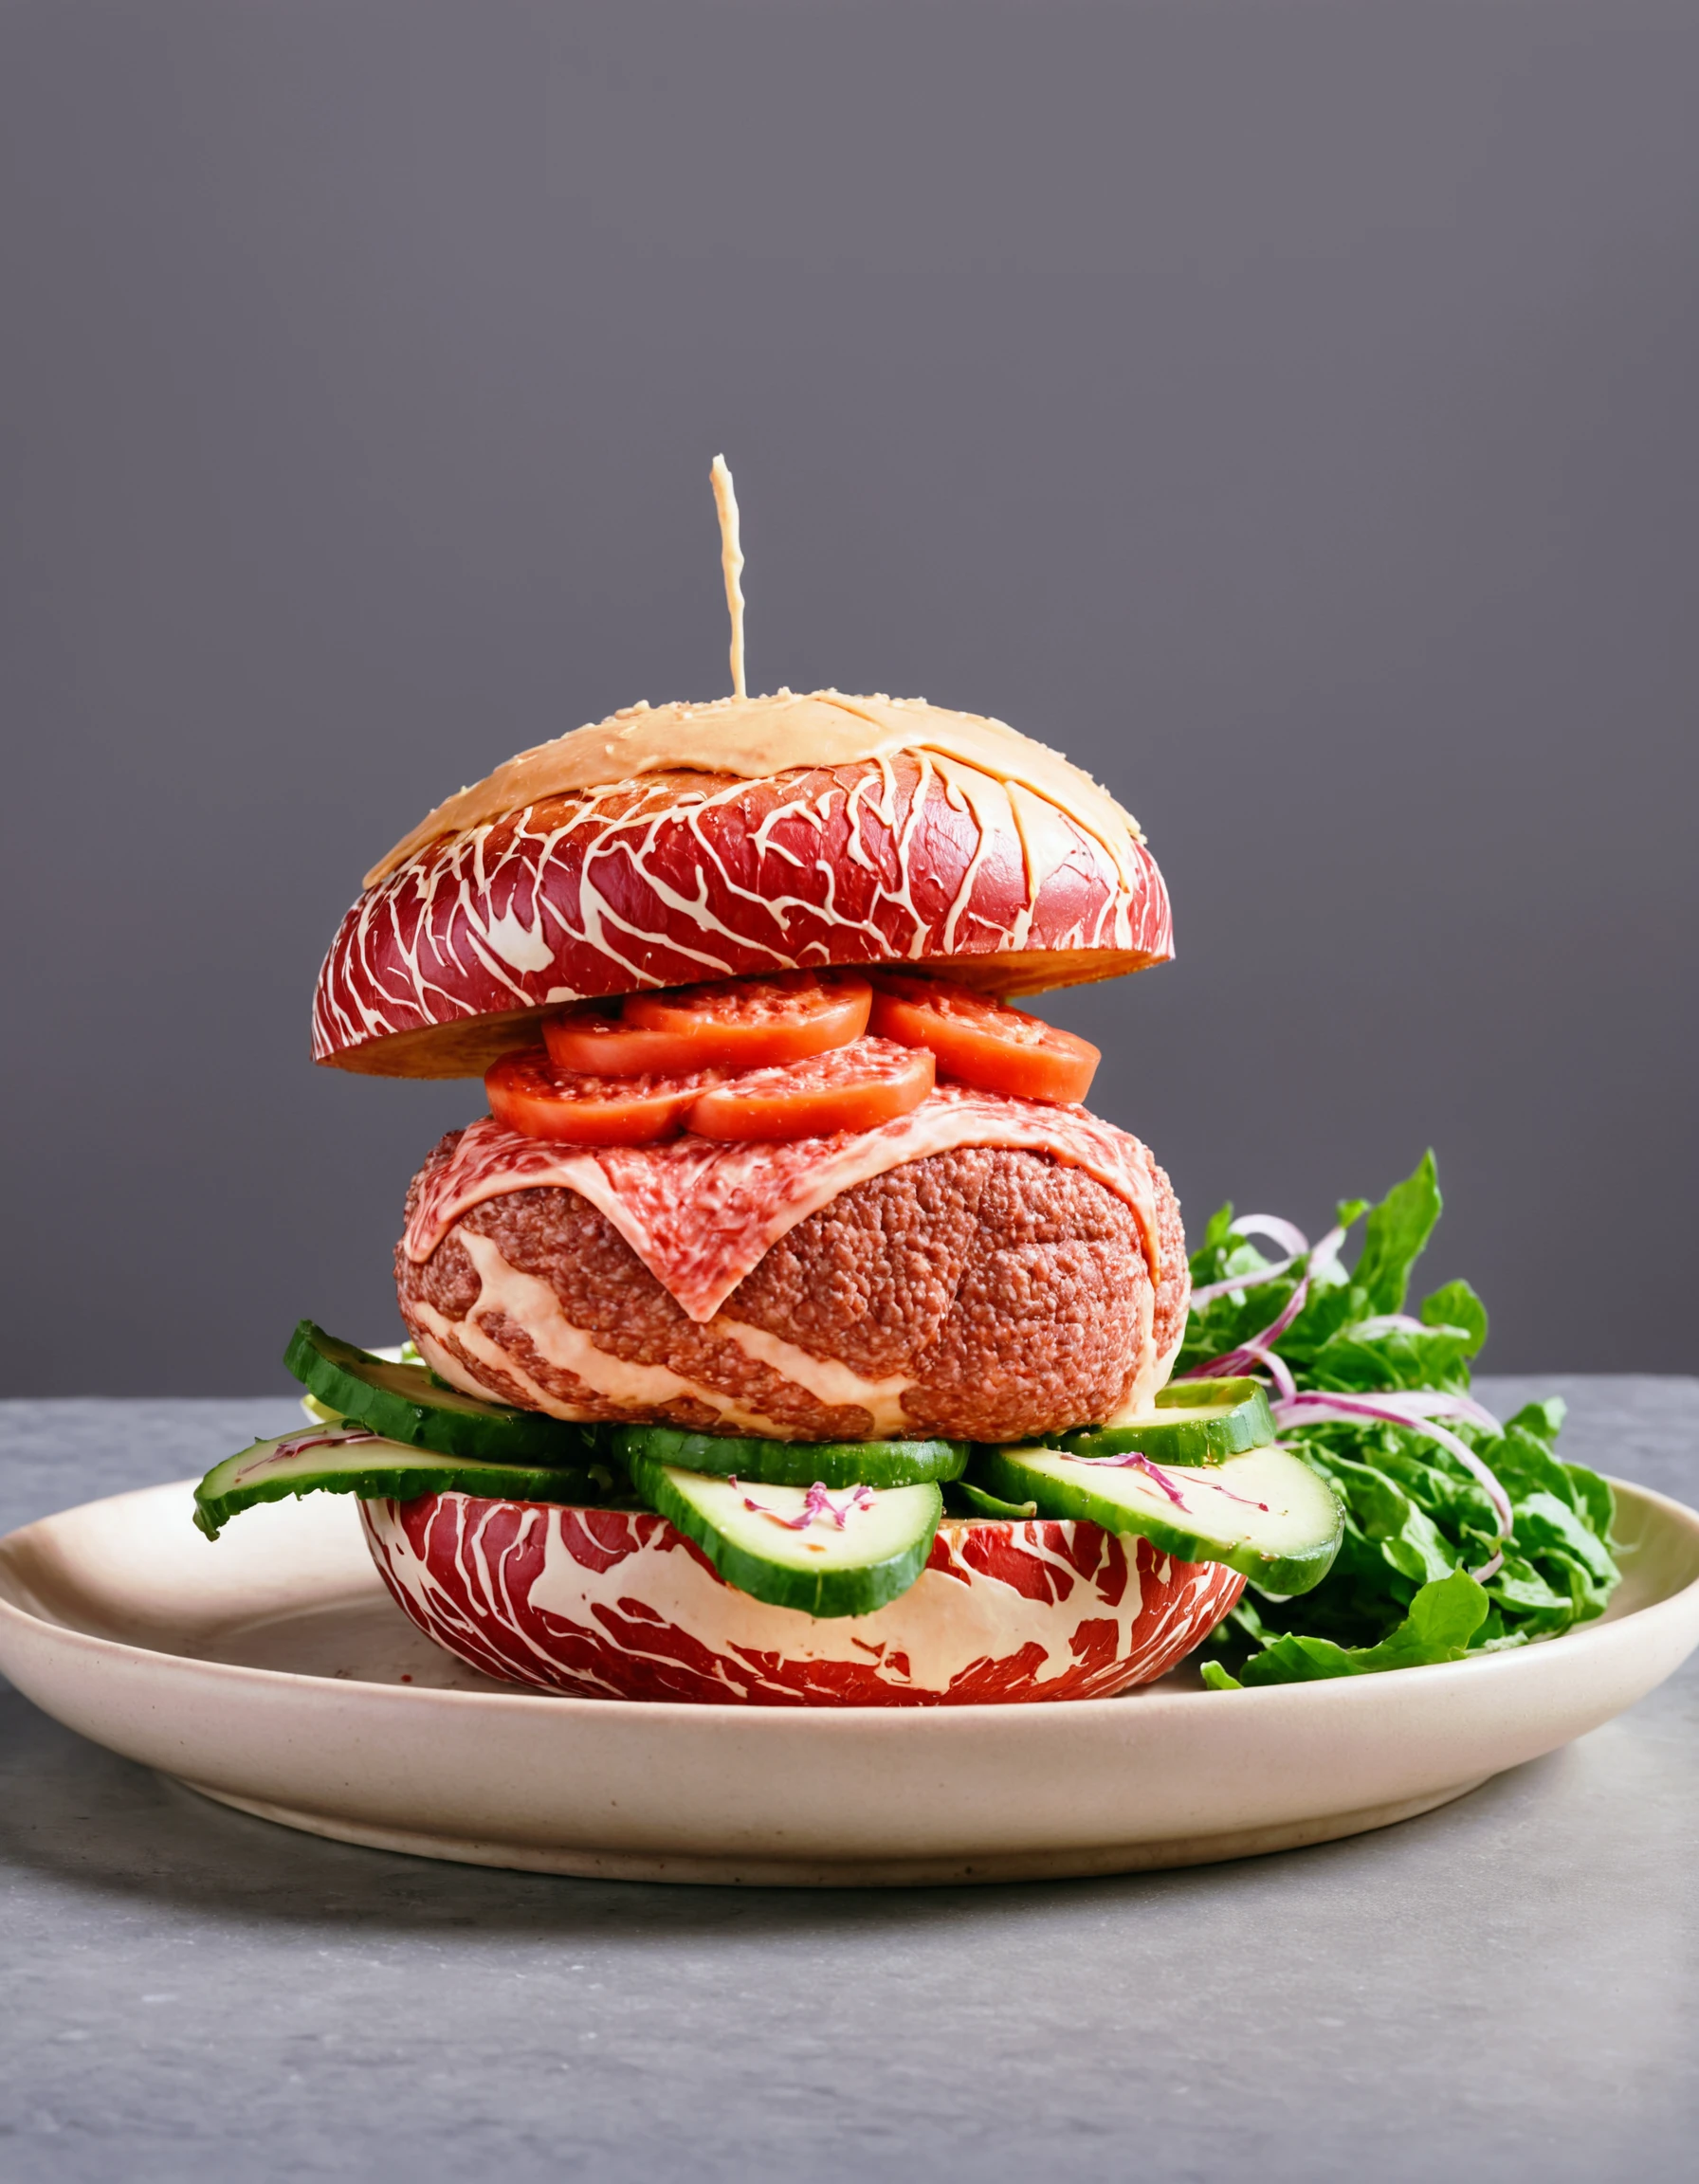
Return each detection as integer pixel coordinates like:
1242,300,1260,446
396,1135,1187,1445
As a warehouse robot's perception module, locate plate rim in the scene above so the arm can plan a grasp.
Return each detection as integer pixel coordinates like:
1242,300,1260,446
3,1470,1697,1729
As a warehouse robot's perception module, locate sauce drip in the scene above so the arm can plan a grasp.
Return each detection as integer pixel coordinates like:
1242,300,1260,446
710,453,747,701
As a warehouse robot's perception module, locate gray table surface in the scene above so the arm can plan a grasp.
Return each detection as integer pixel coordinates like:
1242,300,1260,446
2,1378,1695,2184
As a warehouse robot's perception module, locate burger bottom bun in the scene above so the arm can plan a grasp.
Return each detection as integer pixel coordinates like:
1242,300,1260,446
360,1494,1246,1706
397,1142,1188,1446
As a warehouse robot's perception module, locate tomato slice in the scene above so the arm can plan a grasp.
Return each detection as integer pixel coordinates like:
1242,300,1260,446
542,1005,705,1080
544,971,871,1079
620,974,873,1065
486,1048,719,1146
625,969,872,1068
867,973,1100,1104
686,1037,935,1142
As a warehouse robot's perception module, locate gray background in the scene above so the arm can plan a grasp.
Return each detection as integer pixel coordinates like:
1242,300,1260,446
2,0,1695,1396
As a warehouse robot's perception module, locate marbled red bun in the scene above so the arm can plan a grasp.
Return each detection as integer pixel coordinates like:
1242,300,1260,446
361,1495,1243,1706
313,692,1172,1078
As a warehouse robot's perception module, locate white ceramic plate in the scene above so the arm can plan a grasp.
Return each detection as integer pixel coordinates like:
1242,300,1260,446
2,1476,1696,1886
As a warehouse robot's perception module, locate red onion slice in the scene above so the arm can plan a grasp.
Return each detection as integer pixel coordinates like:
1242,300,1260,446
1270,1391,1512,1576
1188,1259,1300,1308
1242,1341,1299,1405
732,1477,876,1532
1069,1449,1192,1508
1186,1213,1312,1307
1230,1213,1312,1259
1180,1223,1348,1379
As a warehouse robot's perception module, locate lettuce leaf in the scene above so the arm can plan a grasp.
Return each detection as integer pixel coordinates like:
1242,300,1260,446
1351,1151,1442,1317
1201,1571,1490,1688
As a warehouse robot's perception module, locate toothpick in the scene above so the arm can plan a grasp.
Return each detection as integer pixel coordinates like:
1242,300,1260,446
710,454,747,701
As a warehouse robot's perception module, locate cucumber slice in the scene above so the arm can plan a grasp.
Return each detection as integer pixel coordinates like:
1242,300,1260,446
629,1457,942,1617
1060,1377,1276,1465
977,1441,1343,1595
193,1426,628,1539
946,1479,1040,1520
285,1320,594,1465
302,1338,417,1426
606,1421,967,1490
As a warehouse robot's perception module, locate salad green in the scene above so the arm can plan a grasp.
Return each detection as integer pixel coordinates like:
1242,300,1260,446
1185,1153,1621,1689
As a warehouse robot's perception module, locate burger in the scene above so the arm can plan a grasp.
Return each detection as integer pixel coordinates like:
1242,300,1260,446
195,470,1341,1705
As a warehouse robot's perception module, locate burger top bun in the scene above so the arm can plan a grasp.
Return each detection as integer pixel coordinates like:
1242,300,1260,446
365,689,1145,889
314,689,1173,1078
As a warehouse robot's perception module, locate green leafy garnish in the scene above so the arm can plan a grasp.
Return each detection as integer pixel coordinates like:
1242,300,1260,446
1201,1572,1490,1687
1191,1155,1620,1687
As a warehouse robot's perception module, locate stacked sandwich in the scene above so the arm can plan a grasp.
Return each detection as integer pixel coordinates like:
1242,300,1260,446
198,684,1340,1703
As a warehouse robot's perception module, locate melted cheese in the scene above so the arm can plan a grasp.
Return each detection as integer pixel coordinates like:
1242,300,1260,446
709,1317,913,1434
416,1230,909,1436
1106,1283,1160,1417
